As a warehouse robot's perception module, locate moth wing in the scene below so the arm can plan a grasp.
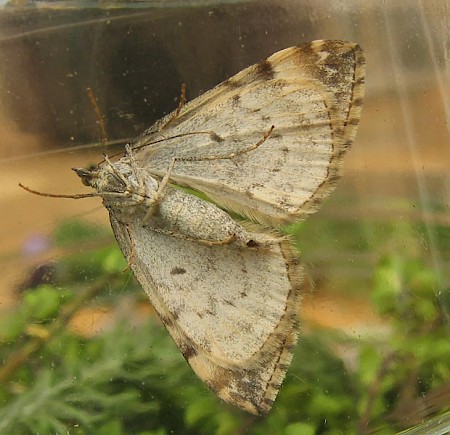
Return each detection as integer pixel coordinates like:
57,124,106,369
133,40,365,227
109,213,301,414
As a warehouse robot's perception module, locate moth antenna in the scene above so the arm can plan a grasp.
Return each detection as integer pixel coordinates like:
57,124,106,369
86,87,108,145
105,131,211,160
131,130,216,153
105,130,213,161
18,183,98,199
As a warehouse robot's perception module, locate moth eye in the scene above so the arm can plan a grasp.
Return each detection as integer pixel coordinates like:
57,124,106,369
72,167,96,186
81,176,92,187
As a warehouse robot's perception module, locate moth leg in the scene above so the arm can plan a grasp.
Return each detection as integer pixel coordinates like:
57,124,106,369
100,189,148,207
142,158,176,223
152,158,176,201
86,87,108,145
175,125,275,164
221,124,275,160
124,144,160,211
159,83,187,131
103,154,130,187
145,226,236,246
123,235,136,272
124,144,146,192
102,146,148,206
124,144,174,212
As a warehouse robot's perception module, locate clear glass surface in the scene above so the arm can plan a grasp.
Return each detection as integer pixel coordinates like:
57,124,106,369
0,1,449,433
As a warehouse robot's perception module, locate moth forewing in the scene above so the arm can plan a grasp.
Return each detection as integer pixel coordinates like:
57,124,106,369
132,40,365,228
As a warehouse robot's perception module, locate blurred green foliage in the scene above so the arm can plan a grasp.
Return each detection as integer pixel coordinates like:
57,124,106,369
0,216,448,434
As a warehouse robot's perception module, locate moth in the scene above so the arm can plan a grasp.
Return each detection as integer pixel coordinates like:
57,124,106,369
21,40,365,414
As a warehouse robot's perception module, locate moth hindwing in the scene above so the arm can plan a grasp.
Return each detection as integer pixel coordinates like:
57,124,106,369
74,40,365,414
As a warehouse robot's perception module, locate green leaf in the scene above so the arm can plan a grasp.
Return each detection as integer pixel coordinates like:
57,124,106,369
23,285,72,320
284,422,316,435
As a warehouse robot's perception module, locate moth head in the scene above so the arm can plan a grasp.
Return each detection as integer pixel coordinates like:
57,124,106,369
72,165,98,187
